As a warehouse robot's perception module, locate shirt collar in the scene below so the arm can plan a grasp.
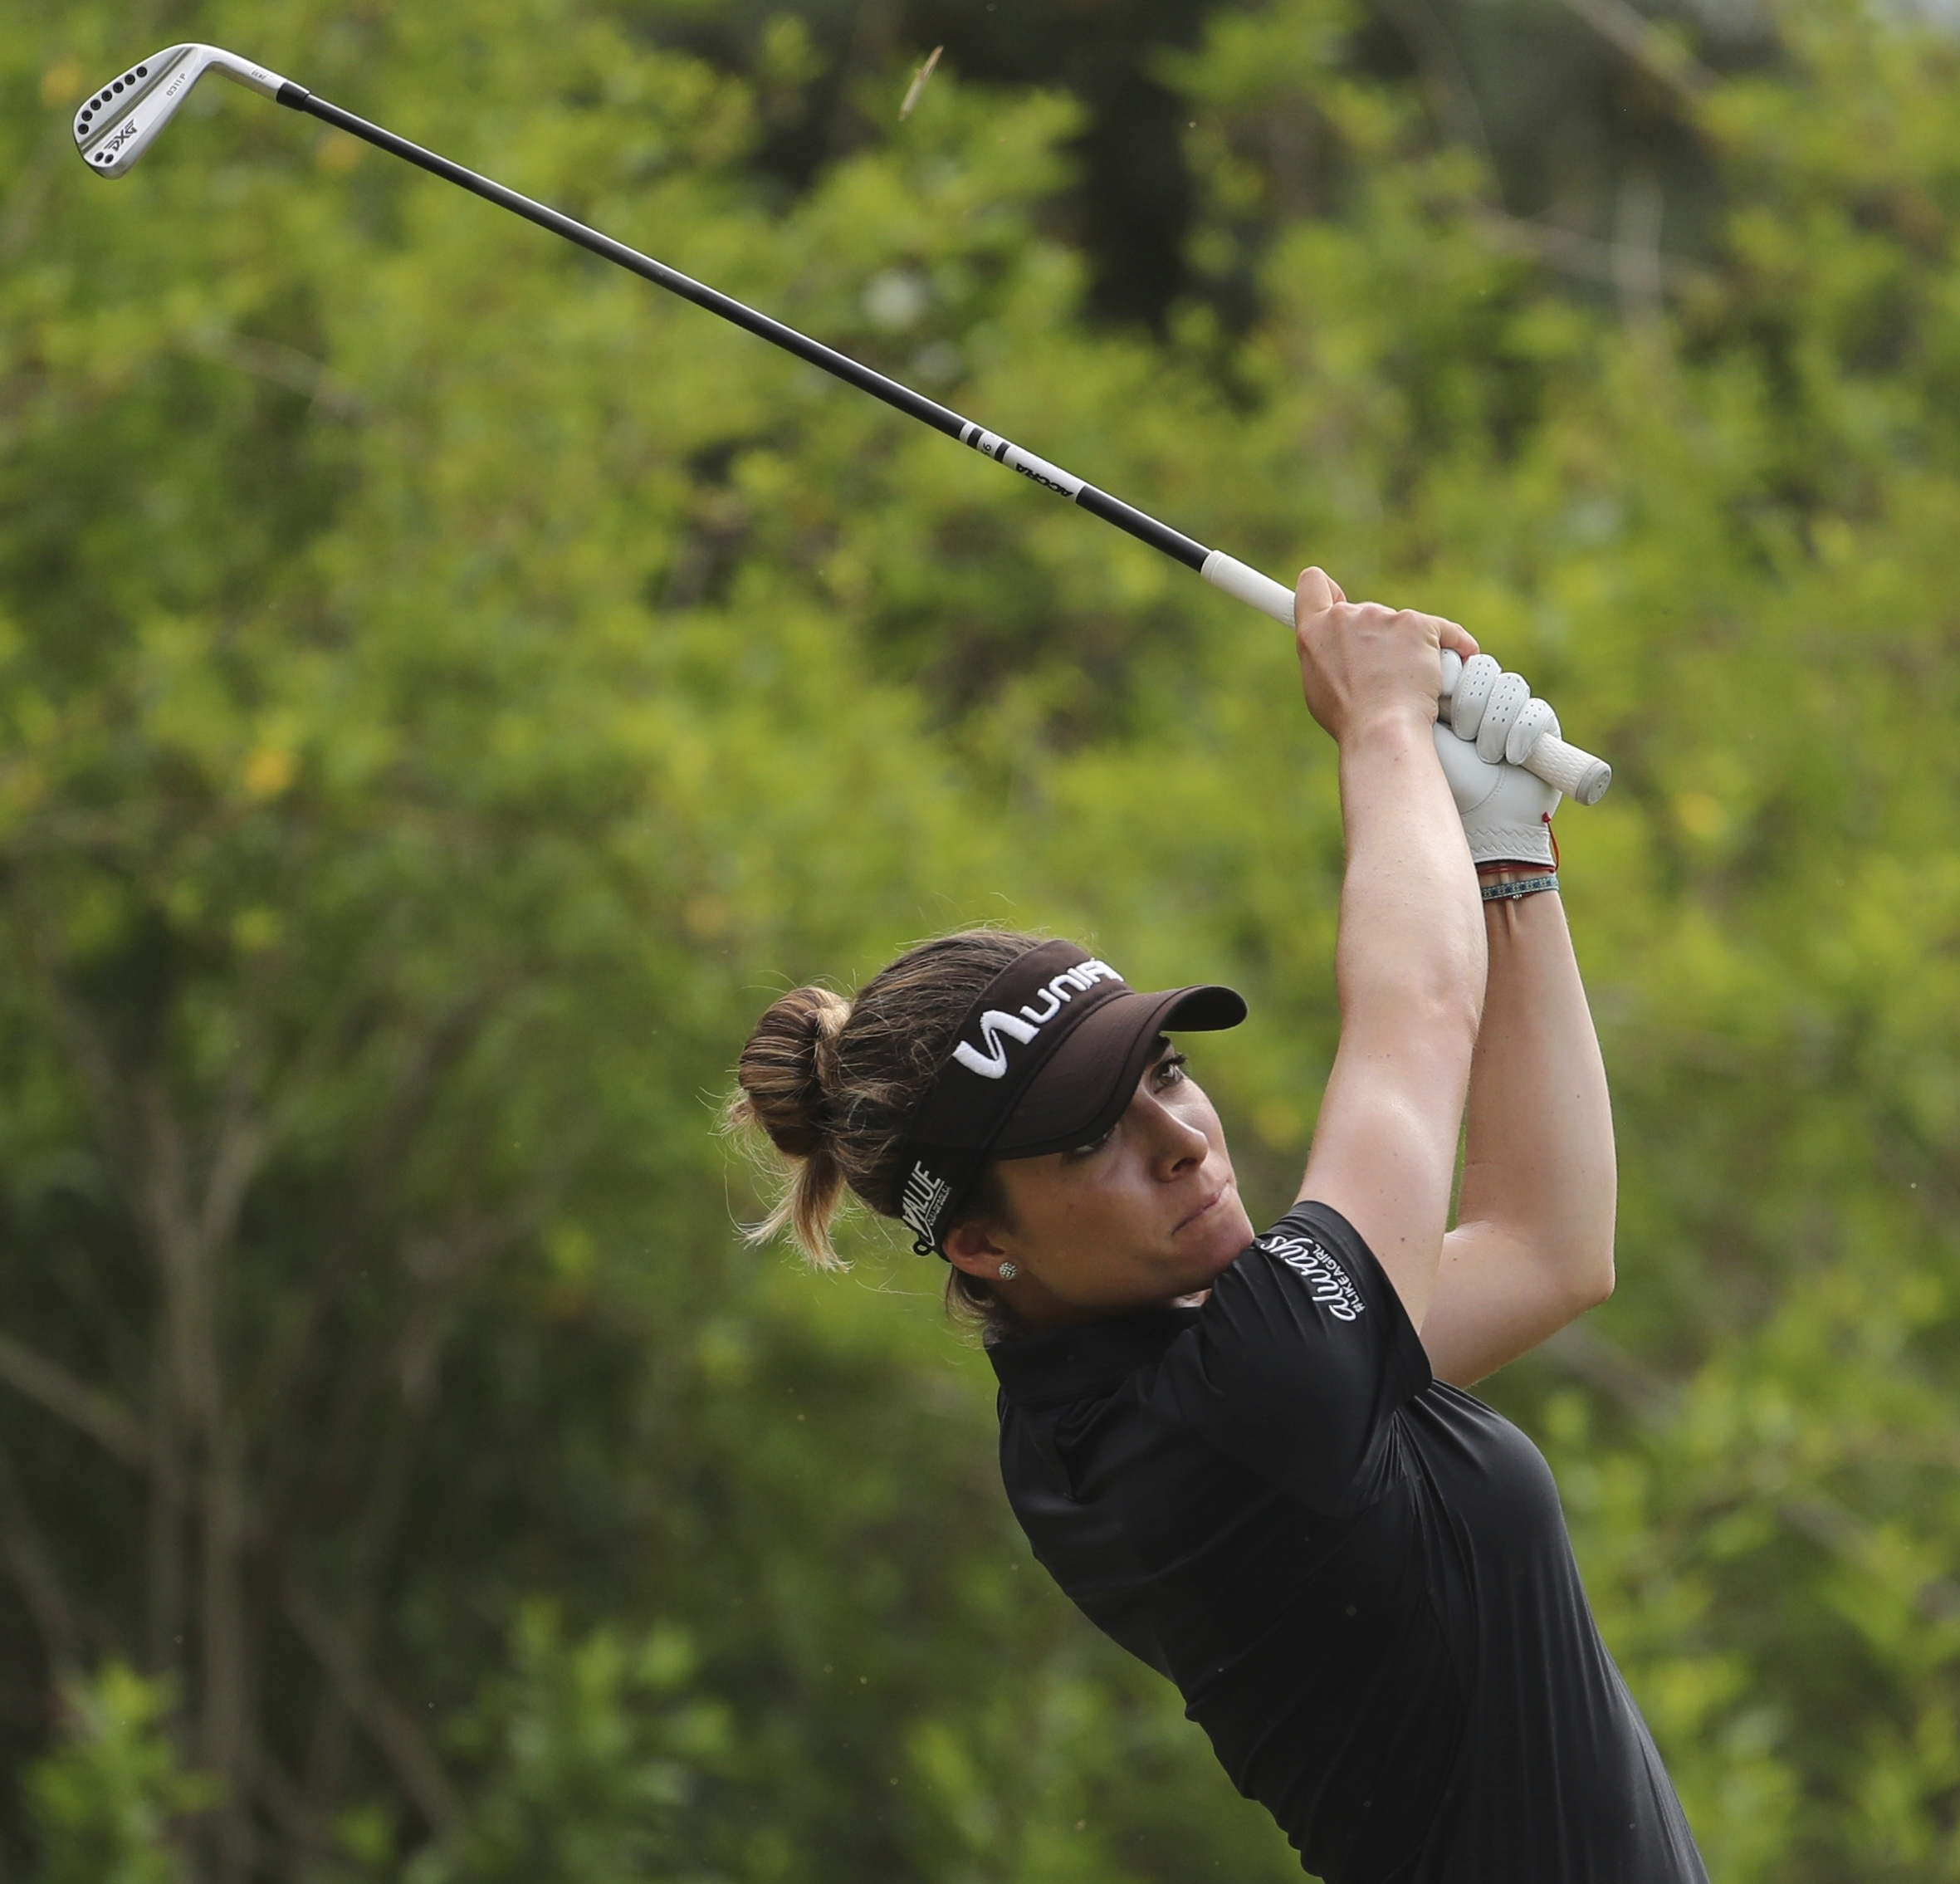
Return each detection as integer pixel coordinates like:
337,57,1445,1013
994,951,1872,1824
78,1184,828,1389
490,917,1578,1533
988,1304,1200,1409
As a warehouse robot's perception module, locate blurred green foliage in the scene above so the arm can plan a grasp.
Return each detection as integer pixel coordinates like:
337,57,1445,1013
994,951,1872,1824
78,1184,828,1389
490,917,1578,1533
7,0,1960,1877
27,1666,213,1883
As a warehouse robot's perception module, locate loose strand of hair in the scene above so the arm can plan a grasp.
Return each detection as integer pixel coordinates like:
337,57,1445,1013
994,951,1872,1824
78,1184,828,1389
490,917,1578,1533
724,1089,850,1270
785,1145,848,1270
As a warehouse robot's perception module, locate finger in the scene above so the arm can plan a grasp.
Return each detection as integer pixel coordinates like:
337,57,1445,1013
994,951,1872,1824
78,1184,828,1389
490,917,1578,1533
1295,566,1337,623
1436,617,1479,662
1506,697,1560,766
1450,653,1501,741
1476,671,1532,764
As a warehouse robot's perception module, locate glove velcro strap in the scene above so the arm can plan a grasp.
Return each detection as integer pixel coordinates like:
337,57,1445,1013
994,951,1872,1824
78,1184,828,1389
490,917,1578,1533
1464,820,1556,867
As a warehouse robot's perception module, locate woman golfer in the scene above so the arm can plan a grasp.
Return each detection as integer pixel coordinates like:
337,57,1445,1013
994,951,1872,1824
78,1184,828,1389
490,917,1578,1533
731,569,1706,1883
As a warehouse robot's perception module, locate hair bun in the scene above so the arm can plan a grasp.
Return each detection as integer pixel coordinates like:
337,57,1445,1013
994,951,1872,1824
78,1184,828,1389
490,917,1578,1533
734,985,850,1158
727,928,1042,1274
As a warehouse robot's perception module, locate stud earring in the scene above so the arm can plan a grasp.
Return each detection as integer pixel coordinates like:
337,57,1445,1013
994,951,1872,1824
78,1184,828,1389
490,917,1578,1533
997,1260,1019,1281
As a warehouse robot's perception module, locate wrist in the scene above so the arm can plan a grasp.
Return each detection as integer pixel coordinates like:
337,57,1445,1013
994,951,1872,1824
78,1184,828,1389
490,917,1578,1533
1478,859,1560,904
1465,806,1558,873
1339,701,1438,754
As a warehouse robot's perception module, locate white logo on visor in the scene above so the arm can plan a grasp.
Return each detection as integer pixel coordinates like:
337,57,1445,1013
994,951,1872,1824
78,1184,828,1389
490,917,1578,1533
950,958,1123,1079
901,1162,956,1239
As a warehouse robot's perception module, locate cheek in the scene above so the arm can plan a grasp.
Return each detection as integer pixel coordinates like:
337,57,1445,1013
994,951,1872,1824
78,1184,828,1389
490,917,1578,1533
1020,1159,1151,1248
1061,1164,1146,1231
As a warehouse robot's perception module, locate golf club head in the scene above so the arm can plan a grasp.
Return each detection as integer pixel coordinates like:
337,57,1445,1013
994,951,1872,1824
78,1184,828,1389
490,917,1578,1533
73,45,293,179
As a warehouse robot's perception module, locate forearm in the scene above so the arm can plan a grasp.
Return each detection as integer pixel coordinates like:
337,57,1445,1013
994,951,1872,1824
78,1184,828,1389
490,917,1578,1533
1454,888,1615,1300
1334,715,1487,1040
1303,714,1486,1314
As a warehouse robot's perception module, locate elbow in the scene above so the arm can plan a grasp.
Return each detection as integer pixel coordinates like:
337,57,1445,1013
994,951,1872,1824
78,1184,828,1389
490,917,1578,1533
1401,976,1484,1058
1433,988,1486,1071
1505,1219,1616,1322
1583,1195,1619,1309
1429,928,1489,1050
1342,982,1483,1087
1581,1254,1616,1311
1344,922,1486,1057
1567,1241,1615,1314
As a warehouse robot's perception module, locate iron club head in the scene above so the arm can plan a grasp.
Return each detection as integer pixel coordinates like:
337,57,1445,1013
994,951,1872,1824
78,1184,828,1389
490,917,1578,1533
73,45,296,179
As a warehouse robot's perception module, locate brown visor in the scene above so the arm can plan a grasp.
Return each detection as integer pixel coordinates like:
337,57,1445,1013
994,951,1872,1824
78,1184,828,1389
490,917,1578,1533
892,939,1245,1254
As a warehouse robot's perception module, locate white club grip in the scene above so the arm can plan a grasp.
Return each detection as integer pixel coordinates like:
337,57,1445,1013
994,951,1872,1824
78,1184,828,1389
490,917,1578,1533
1516,732,1611,805
1200,551,1298,625
1206,555,1615,806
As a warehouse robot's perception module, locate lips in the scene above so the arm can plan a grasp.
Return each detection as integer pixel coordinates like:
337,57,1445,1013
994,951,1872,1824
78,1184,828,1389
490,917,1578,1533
1176,1184,1229,1234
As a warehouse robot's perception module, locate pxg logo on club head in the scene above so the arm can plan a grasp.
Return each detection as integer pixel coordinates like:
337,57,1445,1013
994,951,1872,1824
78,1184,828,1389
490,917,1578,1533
72,44,295,179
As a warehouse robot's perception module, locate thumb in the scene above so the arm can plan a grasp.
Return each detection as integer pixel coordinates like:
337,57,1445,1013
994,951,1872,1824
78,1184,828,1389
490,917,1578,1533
1295,566,1342,624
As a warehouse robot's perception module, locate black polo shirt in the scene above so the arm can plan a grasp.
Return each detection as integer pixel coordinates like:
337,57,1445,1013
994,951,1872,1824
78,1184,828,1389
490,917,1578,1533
990,1201,1707,1884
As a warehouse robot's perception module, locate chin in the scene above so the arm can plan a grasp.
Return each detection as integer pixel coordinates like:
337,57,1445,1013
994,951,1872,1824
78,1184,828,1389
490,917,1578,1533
1207,1220,1256,1277
1185,1192,1256,1280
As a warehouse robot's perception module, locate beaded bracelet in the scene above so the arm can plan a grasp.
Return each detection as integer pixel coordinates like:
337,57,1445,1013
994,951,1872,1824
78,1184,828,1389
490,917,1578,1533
1479,872,1559,903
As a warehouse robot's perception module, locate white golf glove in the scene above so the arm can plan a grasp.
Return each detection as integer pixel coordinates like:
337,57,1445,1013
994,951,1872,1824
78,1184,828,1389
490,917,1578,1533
1433,655,1562,867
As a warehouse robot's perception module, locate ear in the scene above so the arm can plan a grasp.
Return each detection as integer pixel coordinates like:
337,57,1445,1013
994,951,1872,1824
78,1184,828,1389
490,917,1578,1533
941,1215,1011,1278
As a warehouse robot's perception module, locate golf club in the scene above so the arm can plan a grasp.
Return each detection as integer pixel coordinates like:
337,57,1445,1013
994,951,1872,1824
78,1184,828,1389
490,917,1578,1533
73,43,1612,803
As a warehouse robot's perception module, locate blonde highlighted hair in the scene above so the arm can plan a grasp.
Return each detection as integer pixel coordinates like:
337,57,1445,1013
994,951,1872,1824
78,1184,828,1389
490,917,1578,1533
725,930,1039,1325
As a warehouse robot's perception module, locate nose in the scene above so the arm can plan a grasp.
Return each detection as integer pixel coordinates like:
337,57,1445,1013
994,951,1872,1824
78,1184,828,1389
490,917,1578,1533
1132,1090,1209,1177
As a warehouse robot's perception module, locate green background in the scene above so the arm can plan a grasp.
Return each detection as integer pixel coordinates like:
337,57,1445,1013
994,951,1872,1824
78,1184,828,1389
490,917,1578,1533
7,0,1960,1877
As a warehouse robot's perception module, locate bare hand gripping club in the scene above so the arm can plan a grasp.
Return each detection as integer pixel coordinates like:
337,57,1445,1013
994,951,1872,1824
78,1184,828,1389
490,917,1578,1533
75,45,1611,805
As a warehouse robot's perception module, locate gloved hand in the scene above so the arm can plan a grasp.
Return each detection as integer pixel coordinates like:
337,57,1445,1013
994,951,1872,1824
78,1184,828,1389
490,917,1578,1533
1433,654,1562,867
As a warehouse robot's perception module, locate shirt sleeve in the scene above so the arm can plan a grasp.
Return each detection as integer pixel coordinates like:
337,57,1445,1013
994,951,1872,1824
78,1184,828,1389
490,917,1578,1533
1151,1200,1433,1515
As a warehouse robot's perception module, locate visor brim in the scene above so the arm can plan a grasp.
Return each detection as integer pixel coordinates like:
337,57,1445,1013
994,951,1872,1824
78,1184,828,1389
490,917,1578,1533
990,983,1245,1159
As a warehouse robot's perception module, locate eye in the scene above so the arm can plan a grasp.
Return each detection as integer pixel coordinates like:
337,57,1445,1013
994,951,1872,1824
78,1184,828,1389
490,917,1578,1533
1152,1051,1190,1089
1065,1125,1116,1161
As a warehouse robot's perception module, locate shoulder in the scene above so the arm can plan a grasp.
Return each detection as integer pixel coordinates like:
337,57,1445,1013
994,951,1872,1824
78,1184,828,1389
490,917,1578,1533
1238,1206,1377,1323
1144,1203,1432,1510
1206,1200,1415,1342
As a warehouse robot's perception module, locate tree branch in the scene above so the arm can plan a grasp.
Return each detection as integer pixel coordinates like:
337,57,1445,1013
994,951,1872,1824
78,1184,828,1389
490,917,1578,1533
1471,203,1709,294
1547,0,1717,102
1377,0,1498,179
0,1328,148,1465
0,1443,80,1663
178,329,366,419
247,978,511,1417
285,1591,462,1834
